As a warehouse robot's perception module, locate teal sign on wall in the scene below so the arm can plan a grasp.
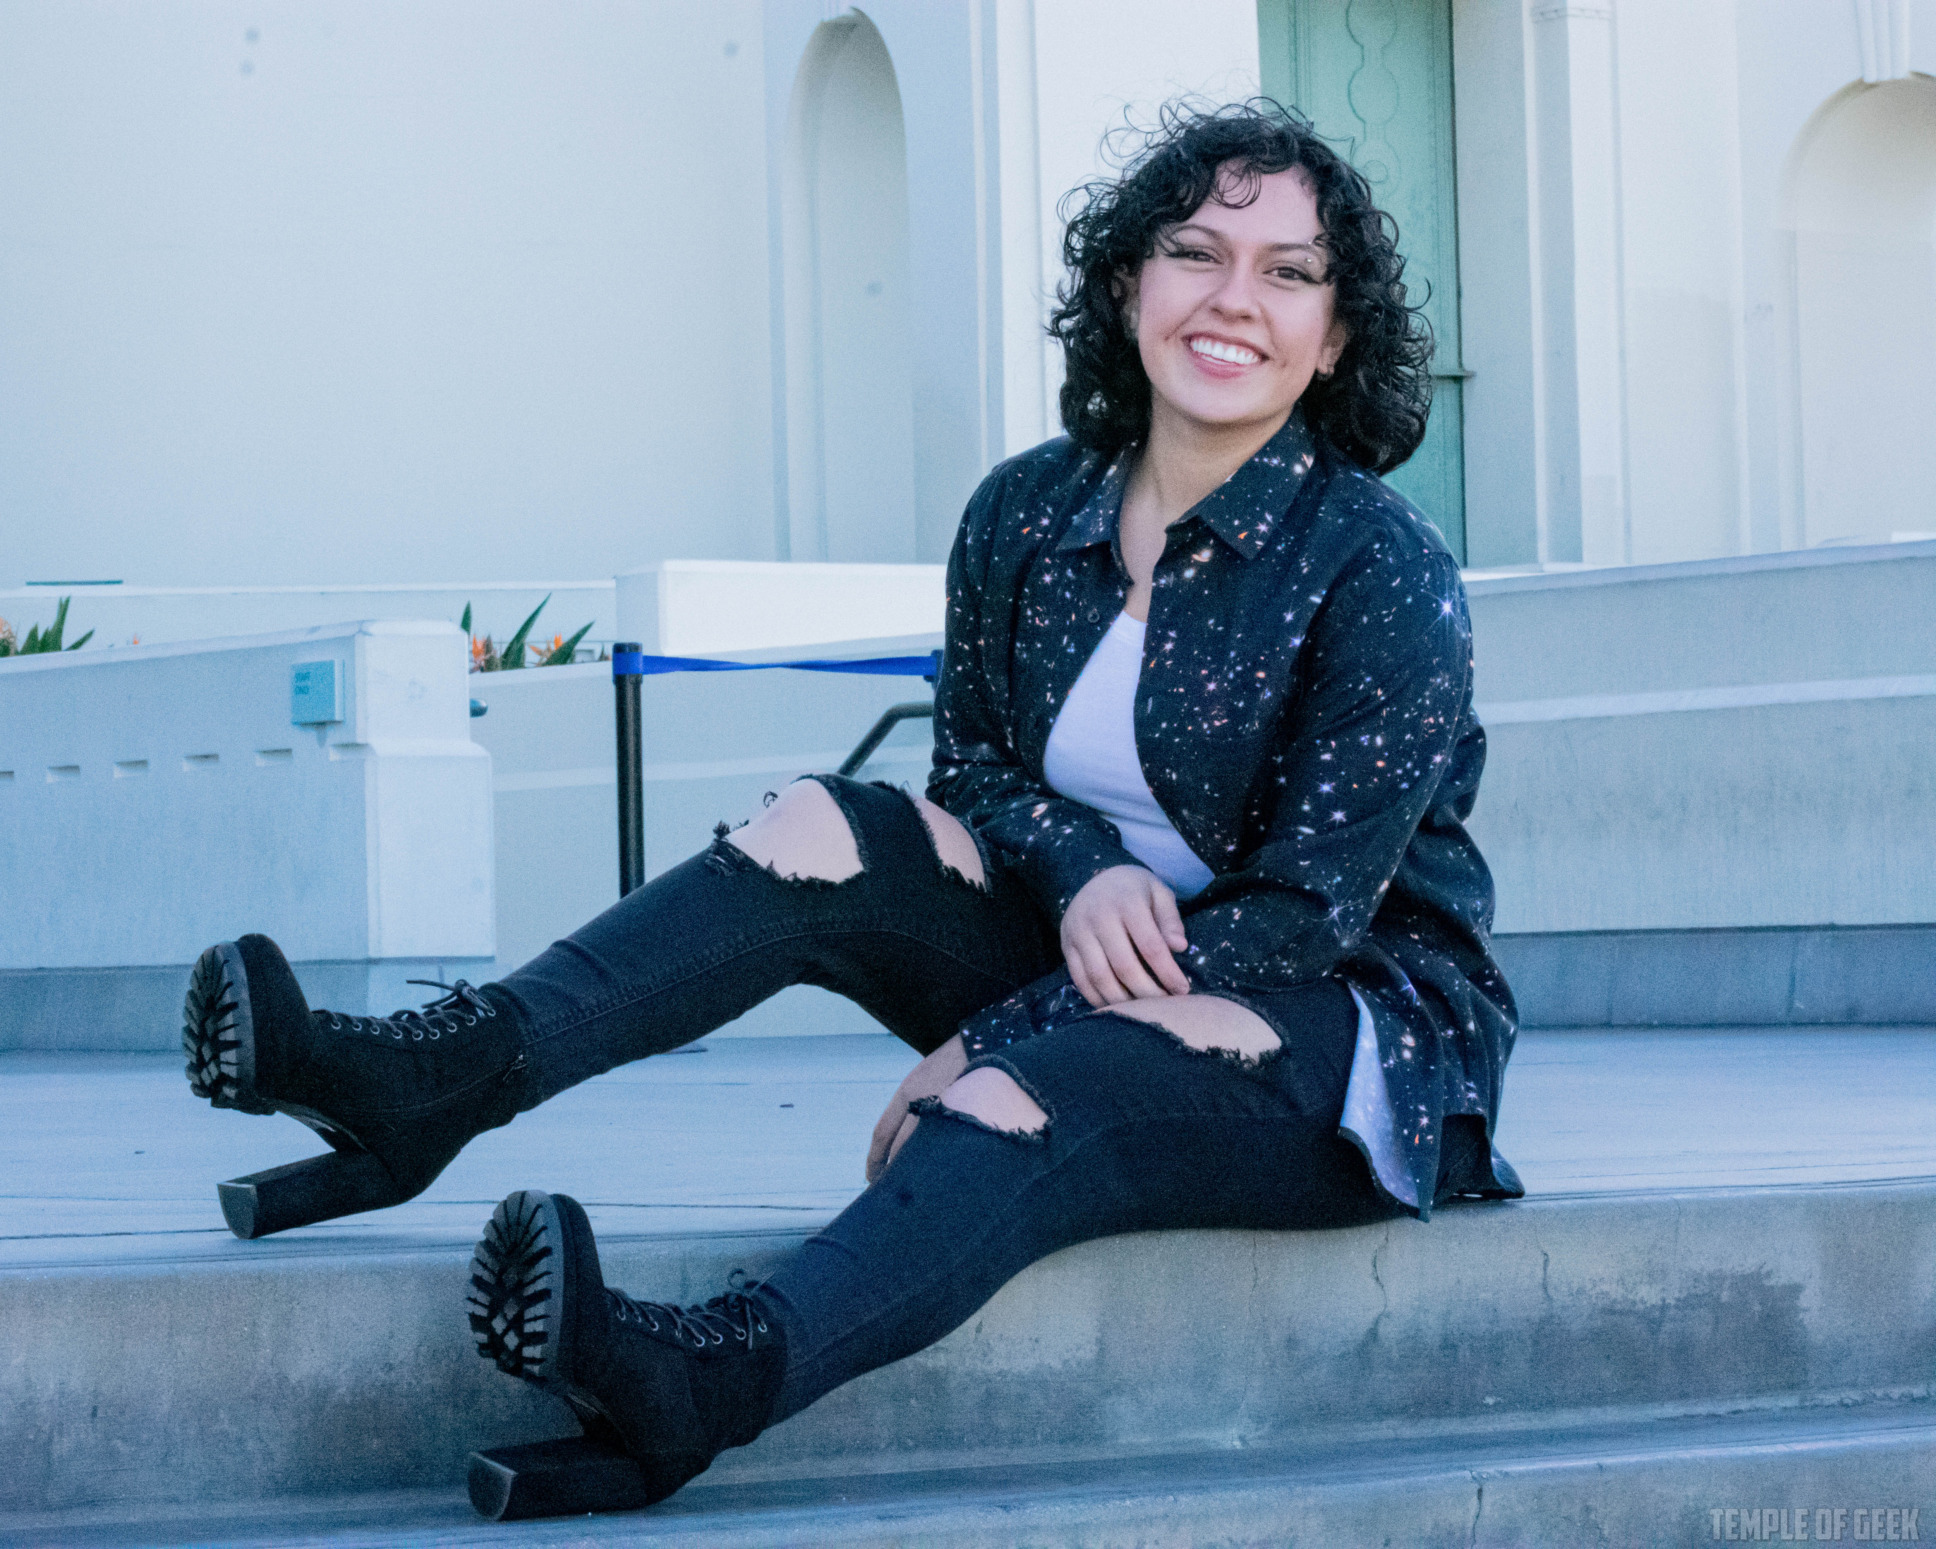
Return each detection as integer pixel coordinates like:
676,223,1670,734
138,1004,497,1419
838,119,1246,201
1258,0,1466,562
291,660,343,726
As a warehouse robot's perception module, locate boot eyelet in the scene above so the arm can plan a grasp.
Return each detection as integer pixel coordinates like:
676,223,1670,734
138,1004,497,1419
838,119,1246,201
413,1029,424,1041
429,1030,440,1040
393,1028,405,1040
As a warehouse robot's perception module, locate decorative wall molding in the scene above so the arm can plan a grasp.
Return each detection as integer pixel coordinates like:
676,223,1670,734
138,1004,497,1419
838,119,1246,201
1343,0,1405,190
1853,0,1912,82
1530,3,1613,22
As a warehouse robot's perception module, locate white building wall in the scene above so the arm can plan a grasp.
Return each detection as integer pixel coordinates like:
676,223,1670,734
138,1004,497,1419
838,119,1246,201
0,1,778,590
1613,0,1751,566
5,0,1932,589
1456,0,1936,570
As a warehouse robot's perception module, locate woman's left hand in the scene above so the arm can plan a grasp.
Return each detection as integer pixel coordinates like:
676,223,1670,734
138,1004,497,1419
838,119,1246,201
865,1034,968,1184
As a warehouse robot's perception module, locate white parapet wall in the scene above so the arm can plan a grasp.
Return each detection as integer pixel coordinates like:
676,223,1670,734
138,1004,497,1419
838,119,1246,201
9,543,1929,1045
616,561,946,657
0,621,493,1050
0,582,617,654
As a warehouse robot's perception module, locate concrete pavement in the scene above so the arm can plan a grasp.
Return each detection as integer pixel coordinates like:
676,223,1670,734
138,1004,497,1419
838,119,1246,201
6,1027,1935,1266
2,1028,1932,1545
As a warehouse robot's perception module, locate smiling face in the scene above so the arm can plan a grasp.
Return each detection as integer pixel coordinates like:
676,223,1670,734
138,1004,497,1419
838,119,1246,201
1120,165,1348,445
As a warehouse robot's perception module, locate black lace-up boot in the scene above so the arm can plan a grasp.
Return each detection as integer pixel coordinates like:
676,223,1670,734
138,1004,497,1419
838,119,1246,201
463,1190,786,1521
182,933,531,1238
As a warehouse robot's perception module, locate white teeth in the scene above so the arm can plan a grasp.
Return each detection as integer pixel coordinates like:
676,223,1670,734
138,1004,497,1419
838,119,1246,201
1189,337,1262,366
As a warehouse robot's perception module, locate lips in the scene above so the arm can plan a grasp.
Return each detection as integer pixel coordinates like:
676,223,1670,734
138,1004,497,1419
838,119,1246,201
1187,335,1263,366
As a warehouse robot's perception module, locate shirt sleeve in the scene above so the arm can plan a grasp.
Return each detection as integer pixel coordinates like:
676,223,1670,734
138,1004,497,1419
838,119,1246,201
1180,544,1473,994
925,473,1144,919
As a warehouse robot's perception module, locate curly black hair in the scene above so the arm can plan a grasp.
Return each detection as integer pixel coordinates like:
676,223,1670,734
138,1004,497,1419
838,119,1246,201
1049,99,1434,474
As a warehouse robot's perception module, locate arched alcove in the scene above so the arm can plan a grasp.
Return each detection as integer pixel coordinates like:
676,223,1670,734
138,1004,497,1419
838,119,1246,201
1782,76,1936,545
781,13,916,563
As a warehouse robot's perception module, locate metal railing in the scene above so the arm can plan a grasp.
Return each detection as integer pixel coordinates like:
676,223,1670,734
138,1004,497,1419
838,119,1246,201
611,644,939,897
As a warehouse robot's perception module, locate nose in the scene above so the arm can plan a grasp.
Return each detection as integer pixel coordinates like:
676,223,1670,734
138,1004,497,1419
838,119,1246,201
1207,260,1262,317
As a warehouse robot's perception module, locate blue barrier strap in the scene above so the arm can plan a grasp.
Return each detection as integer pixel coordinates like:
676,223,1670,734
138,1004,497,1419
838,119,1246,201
613,650,938,680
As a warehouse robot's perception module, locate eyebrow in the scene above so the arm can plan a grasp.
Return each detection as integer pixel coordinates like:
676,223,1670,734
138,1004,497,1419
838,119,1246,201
1166,223,1327,255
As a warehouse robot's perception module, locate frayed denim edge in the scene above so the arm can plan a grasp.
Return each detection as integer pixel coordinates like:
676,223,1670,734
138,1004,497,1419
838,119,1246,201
907,1093,1049,1145
1074,1001,1288,1074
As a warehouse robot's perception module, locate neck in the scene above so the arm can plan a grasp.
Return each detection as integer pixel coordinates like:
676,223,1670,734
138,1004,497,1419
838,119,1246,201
1135,400,1293,524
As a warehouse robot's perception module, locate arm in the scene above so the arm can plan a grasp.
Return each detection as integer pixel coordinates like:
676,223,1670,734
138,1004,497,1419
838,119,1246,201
924,472,1189,1003
1182,548,1473,995
924,472,1146,920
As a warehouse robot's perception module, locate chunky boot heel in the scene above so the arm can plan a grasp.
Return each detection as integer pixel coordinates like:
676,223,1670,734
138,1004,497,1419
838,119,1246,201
182,933,532,1238
466,1190,787,1515
467,1433,654,1521
217,1148,406,1240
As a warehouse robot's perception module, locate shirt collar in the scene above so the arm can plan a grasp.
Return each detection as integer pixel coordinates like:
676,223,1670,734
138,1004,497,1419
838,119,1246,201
1057,407,1319,560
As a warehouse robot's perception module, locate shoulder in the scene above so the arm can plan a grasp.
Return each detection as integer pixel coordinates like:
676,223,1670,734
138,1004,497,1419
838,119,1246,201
1305,453,1470,644
956,434,1114,550
972,434,1105,511
1315,453,1460,577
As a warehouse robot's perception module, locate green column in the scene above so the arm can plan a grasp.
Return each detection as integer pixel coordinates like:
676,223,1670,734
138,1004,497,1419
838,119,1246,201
1258,0,1466,561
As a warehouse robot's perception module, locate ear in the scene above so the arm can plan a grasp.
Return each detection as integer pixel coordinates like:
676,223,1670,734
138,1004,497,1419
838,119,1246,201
1113,266,1141,341
1317,315,1348,378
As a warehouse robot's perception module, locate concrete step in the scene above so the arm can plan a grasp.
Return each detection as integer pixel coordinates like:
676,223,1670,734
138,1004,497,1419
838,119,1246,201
3,1032,1933,1531
11,1402,1934,1547
7,1174,1934,1521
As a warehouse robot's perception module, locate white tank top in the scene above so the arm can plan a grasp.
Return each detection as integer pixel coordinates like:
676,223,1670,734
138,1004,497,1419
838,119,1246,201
1040,609,1413,1210
1041,612,1215,898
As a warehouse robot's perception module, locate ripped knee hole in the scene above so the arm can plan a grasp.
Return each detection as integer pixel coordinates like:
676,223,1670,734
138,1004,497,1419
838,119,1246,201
917,1067,1047,1138
910,794,987,891
718,779,862,883
1102,998,1282,1064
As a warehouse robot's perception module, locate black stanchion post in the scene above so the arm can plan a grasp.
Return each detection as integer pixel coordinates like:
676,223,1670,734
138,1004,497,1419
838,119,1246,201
613,642,645,897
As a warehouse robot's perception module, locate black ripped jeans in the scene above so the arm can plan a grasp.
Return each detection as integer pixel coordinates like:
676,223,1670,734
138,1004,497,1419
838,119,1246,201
495,776,1394,1424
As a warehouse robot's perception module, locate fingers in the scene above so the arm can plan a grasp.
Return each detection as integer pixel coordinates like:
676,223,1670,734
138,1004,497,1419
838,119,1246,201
1067,931,1130,1006
867,1036,968,1181
865,1100,901,1183
1062,866,1196,1008
1097,917,1166,1000
884,1111,919,1171
1126,906,1191,996
1152,884,1189,954
1066,948,1103,1009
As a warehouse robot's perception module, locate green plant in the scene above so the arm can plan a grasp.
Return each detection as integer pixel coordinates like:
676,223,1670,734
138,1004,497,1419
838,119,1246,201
462,596,595,672
0,596,93,657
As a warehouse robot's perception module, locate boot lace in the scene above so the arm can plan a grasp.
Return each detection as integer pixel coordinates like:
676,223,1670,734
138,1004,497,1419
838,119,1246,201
322,979,498,1042
607,1278,775,1351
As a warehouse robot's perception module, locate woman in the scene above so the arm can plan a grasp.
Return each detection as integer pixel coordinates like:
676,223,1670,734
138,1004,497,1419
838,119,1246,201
182,100,1521,1517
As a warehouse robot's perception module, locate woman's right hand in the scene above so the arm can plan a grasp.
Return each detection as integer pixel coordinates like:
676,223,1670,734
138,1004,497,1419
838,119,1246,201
1060,865,1190,1007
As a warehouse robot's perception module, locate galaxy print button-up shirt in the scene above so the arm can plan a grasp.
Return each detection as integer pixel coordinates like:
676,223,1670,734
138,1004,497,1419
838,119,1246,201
928,408,1522,1218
